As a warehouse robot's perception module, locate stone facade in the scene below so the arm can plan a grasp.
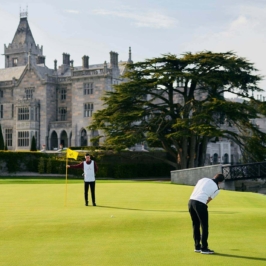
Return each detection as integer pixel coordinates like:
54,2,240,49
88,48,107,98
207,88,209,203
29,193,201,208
0,13,251,163
0,13,131,150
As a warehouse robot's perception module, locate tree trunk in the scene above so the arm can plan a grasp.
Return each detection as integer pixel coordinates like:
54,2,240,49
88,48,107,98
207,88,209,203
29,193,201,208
198,136,208,166
194,137,200,167
188,135,196,168
178,138,188,169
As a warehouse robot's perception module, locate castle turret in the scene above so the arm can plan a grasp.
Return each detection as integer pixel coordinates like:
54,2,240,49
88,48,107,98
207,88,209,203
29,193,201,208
3,10,43,68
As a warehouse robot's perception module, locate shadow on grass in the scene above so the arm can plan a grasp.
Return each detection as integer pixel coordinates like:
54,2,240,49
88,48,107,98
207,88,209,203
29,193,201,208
211,211,238,214
215,253,266,261
97,205,185,213
97,205,239,214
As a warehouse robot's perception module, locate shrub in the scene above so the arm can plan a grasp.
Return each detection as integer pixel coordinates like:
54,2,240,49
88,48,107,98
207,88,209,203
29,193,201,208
46,158,52,174
56,160,65,174
114,164,134,179
38,157,45,174
96,164,109,177
25,156,39,172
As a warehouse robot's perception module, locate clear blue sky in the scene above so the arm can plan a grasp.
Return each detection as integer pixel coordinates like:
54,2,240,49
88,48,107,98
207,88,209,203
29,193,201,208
0,0,266,96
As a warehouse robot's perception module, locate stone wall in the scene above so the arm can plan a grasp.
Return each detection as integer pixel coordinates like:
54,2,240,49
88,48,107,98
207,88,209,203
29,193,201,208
171,164,236,190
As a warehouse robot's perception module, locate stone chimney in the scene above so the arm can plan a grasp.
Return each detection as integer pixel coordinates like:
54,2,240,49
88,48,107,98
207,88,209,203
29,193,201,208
36,55,45,65
103,61,107,74
62,53,70,65
54,59,57,70
82,55,89,68
128,47,133,63
110,51,118,68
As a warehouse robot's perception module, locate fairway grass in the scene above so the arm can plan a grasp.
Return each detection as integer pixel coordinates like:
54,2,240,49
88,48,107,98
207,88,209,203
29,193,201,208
0,179,266,266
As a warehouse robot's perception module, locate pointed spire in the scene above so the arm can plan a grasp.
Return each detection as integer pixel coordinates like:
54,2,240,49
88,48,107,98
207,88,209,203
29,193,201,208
4,8,43,68
12,10,34,46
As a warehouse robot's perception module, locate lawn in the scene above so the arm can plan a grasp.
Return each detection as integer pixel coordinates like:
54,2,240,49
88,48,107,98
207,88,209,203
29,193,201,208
0,178,266,266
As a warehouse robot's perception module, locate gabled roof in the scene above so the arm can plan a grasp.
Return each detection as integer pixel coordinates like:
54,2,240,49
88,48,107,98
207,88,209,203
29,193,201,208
0,66,26,82
34,64,56,79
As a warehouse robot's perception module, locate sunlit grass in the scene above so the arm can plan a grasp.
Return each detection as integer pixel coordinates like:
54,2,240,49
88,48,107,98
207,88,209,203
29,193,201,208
0,179,266,266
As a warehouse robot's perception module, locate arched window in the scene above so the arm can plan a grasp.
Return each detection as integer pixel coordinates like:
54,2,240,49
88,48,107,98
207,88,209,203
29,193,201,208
213,153,218,164
60,130,68,147
223,153,229,164
50,131,58,150
80,129,87,146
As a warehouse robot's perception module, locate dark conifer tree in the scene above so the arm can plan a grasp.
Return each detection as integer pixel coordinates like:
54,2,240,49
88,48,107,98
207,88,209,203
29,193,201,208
90,51,266,169
30,136,37,151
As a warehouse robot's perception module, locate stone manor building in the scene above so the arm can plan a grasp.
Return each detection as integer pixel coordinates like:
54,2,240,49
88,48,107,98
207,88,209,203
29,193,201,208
0,12,132,150
0,11,244,164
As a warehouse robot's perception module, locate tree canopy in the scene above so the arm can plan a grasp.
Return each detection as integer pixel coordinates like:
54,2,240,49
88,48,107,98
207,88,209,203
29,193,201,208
89,51,266,169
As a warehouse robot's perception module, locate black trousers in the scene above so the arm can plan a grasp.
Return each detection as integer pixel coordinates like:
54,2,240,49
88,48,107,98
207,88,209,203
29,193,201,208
84,181,96,204
188,199,209,250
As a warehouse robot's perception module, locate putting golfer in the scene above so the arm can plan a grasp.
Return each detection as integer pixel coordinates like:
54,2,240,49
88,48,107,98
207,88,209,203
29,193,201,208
67,153,98,206
188,173,225,254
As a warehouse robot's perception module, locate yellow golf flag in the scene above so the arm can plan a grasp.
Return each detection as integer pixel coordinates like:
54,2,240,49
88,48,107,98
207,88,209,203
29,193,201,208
66,148,79,160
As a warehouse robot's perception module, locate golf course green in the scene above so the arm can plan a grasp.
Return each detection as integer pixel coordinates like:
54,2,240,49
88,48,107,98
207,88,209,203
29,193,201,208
0,178,265,265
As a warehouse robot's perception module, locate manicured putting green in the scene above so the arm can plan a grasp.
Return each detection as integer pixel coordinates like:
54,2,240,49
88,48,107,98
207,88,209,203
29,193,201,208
0,179,266,265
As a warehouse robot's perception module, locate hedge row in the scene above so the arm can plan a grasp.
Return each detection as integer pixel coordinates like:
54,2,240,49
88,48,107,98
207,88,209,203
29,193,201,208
96,162,173,178
0,151,174,178
0,151,46,173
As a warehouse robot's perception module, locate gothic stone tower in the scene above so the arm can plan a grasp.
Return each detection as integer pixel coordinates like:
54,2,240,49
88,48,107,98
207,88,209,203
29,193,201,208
0,11,132,151
4,10,43,68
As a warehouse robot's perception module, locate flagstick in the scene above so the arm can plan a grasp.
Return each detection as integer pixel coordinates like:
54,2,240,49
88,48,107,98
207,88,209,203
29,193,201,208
65,156,68,207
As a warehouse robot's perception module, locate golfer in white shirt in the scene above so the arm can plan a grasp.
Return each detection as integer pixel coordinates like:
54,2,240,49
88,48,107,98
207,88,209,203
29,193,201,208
188,173,225,254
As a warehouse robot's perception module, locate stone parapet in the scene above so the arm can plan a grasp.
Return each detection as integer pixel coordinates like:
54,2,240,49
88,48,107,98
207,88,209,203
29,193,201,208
73,69,111,77
0,81,13,87
50,121,72,128
171,164,235,190
171,164,223,186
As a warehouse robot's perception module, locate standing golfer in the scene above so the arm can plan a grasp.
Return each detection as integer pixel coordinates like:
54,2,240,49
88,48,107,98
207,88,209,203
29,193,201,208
67,153,98,206
188,173,225,254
